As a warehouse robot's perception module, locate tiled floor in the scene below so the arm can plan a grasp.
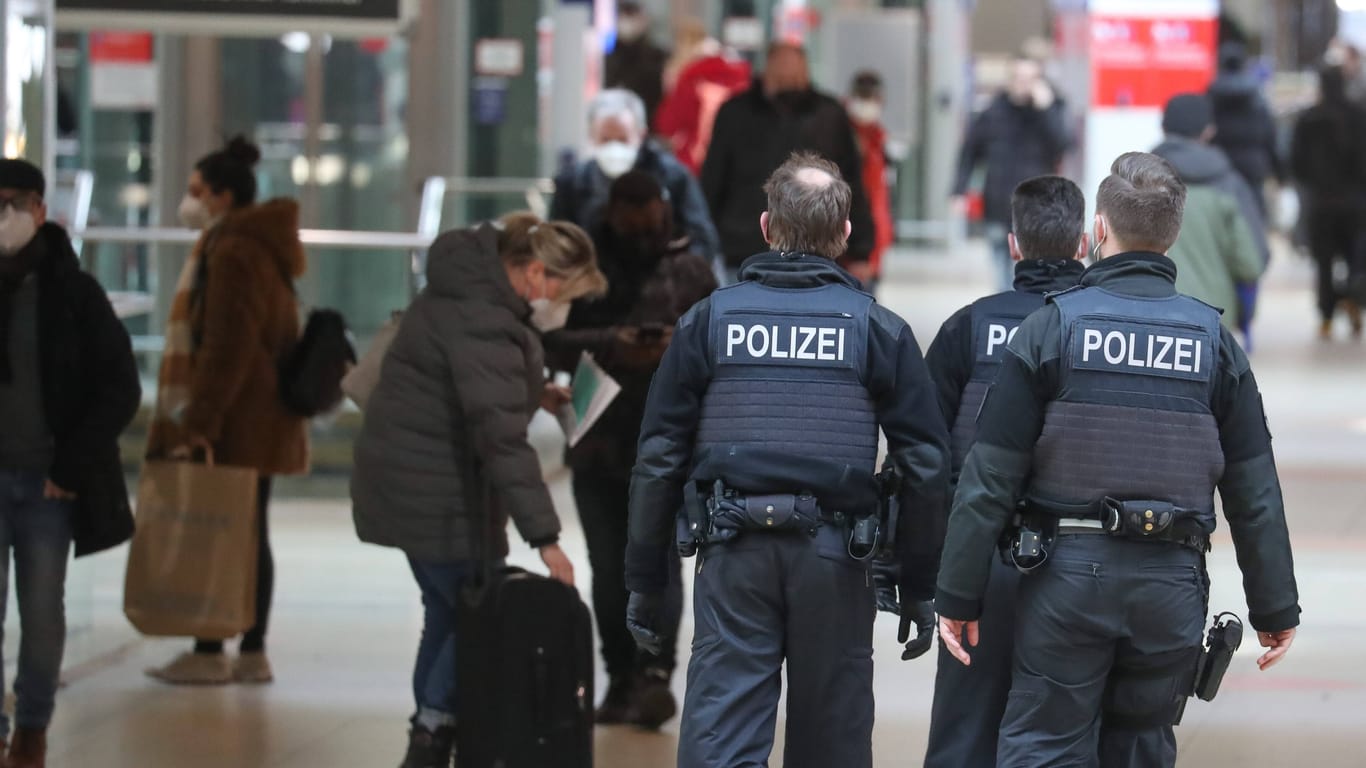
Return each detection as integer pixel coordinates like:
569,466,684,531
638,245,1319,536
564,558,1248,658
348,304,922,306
33,240,1366,766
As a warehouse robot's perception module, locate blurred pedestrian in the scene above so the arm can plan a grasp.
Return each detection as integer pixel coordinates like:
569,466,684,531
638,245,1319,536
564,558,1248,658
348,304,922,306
702,43,875,284
0,157,140,768
846,70,895,288
1207,42,1283,214
655,20,752,176
544,171,716,730
352,213,606,768
145,137,309,686
1290,66,1366,340
952,57,1072,290
552,89,721,272
1153,93,1267,339
605,2,667,126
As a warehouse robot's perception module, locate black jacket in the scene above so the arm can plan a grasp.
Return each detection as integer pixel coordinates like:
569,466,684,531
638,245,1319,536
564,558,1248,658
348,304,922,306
1208,70,1284,197
954,94,1071,226
935,253,1301,633
551,141,722,261
605,40,668,124
32,223,141,557
1290,98,1366,214
625,252,949,597
701,83,875,268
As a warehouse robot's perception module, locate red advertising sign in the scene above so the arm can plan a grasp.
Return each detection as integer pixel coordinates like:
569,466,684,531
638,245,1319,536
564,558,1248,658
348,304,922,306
1090,15,1217,108
88,31,153,63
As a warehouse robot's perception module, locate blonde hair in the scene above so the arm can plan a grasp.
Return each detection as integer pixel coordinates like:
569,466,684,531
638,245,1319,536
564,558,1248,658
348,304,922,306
496,212,607,301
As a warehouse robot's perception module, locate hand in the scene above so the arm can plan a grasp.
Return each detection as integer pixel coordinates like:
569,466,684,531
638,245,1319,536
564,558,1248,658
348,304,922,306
627,591,664,655
898,600,936,661
1256,627,1295,671
939,616,979,667
540,383,572,413
949,195,969,219
1032,80,1056,110
170,434,214,463
539,543,575,587
43,479,77,501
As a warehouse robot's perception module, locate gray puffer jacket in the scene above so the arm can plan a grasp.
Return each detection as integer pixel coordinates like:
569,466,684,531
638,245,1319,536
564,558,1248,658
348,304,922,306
352,223,560,562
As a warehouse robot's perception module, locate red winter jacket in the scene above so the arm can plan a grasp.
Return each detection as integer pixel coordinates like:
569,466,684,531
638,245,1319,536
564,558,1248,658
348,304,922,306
656,55,752,175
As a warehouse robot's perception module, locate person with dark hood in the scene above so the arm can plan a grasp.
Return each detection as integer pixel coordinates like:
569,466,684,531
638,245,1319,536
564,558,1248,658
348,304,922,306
0,157,140,768
543,171,717,729
604,2,668,125
1208,42,1284,214
1152,93,1267,341
1290,65,1366,340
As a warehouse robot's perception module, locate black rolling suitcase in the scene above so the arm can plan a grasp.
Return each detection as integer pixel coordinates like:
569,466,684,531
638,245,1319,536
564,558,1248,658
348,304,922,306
456,565,595,768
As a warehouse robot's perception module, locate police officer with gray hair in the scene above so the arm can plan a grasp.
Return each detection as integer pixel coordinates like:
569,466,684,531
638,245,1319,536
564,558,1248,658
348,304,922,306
624,151,949,768
936,152,1301,768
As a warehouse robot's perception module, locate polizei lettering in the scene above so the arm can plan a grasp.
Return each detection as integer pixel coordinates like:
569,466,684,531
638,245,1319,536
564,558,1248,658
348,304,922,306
984,323,1020,357
1075,325,1208,376
726,323,846,362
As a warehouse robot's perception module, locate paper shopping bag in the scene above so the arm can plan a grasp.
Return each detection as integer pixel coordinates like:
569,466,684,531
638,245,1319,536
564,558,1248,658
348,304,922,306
123,460,260,639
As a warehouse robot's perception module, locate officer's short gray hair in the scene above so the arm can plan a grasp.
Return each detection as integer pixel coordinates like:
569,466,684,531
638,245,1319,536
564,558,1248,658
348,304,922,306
587,89,647,134
762,152,852,260
1096,152,1187,254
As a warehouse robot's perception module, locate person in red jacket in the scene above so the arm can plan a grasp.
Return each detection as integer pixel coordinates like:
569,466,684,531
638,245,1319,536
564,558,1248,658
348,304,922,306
847,71,894,286
655,33,751,176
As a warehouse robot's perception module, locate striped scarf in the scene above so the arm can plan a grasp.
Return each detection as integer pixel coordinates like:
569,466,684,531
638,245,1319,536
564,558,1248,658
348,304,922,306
146,239,204,455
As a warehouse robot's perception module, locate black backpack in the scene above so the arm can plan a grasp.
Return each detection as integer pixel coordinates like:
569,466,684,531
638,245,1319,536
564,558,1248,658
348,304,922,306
278,309,356,418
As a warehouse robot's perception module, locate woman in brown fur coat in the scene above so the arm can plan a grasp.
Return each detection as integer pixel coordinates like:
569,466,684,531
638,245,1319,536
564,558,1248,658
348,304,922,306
144,137,308,685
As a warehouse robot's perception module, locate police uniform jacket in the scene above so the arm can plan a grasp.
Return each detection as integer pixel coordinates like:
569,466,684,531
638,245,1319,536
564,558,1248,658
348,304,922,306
935,252,1301,634
625,251,950,597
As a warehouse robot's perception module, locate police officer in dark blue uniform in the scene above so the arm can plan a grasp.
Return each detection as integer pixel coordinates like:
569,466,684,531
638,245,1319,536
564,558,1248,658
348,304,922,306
936,152,1301,768
922,175,1087,768
623,152,949,768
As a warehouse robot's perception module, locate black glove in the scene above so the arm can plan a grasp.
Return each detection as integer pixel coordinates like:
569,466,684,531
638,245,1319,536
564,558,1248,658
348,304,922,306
897,599,935,661
626,591,663,656
871,560,901,615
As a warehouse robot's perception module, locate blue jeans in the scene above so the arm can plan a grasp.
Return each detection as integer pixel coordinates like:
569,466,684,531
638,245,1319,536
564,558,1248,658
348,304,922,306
407,557,479,731
986,223,1014,292
0,469,74,738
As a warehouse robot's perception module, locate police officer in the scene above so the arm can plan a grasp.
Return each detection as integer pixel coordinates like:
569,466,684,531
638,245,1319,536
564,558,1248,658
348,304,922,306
936,152,1301,767
623,152,949,768
922,175,1087,768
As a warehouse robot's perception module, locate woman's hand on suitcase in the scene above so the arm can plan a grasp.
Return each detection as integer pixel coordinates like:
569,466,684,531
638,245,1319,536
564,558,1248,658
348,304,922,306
539,543,575,587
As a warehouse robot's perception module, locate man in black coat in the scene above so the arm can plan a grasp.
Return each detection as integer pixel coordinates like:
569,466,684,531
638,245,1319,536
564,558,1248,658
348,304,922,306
0,157,140,763
604,2,667,125
953,58,1071,290
701,43,875,283
1208,42,1283,214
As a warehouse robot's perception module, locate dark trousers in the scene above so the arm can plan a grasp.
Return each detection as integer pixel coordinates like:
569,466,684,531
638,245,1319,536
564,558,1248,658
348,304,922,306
997,535,1206,768
196,477,273,654
924,556,1021,768
572,471,682,679
1307,209,1366,321
678,526,875,768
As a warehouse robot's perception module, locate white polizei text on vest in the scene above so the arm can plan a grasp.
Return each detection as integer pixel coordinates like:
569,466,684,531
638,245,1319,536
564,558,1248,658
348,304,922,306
985,323,1020,356
1080,328,1201,373
725,324,846,361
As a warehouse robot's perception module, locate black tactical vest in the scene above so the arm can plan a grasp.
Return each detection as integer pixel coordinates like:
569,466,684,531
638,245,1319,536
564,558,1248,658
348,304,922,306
1028,287,1225,528
951,289,1050,474
695,279,878,483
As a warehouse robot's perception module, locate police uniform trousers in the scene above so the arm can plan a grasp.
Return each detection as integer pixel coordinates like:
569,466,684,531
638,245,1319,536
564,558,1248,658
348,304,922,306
997,534,1206,768
924,556,1021,768
678,525,875,768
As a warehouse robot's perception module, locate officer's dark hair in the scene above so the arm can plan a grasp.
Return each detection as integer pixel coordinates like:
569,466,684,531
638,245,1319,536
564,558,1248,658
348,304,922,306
1010,175,1085,261
1095,152,1186,254
195,135,261,208
762,151,852,260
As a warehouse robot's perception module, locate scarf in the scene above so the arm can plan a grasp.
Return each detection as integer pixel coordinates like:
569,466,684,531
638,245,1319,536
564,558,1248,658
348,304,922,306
0,235,43,385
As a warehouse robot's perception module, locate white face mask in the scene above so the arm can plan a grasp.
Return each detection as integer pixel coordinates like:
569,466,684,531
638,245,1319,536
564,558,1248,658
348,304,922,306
594,141,640,179
847,99,882,125
0,209,37,257
530,298,572,332
178,194,212,230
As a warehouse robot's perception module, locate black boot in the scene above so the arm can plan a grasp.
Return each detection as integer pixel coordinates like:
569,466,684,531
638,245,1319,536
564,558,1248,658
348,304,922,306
630,668,678,730
400,725,455,768
595,676,636,724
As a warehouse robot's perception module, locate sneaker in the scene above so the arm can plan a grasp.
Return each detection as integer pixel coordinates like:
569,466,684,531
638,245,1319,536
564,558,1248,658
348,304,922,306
145,651,232,686
594,676,635,725
1347,300,1364,339
1320,318,1333,341
630,668,678,730
399,725,455,768
233,652,274,684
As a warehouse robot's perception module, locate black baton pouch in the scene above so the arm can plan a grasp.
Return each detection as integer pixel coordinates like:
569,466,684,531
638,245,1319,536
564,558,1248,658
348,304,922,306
1194,612,1244,701
1102,498,1177,538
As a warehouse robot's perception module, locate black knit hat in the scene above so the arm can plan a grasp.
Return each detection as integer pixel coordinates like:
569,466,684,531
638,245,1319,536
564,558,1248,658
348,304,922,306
1162,93,1214,139
0,158,44,197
